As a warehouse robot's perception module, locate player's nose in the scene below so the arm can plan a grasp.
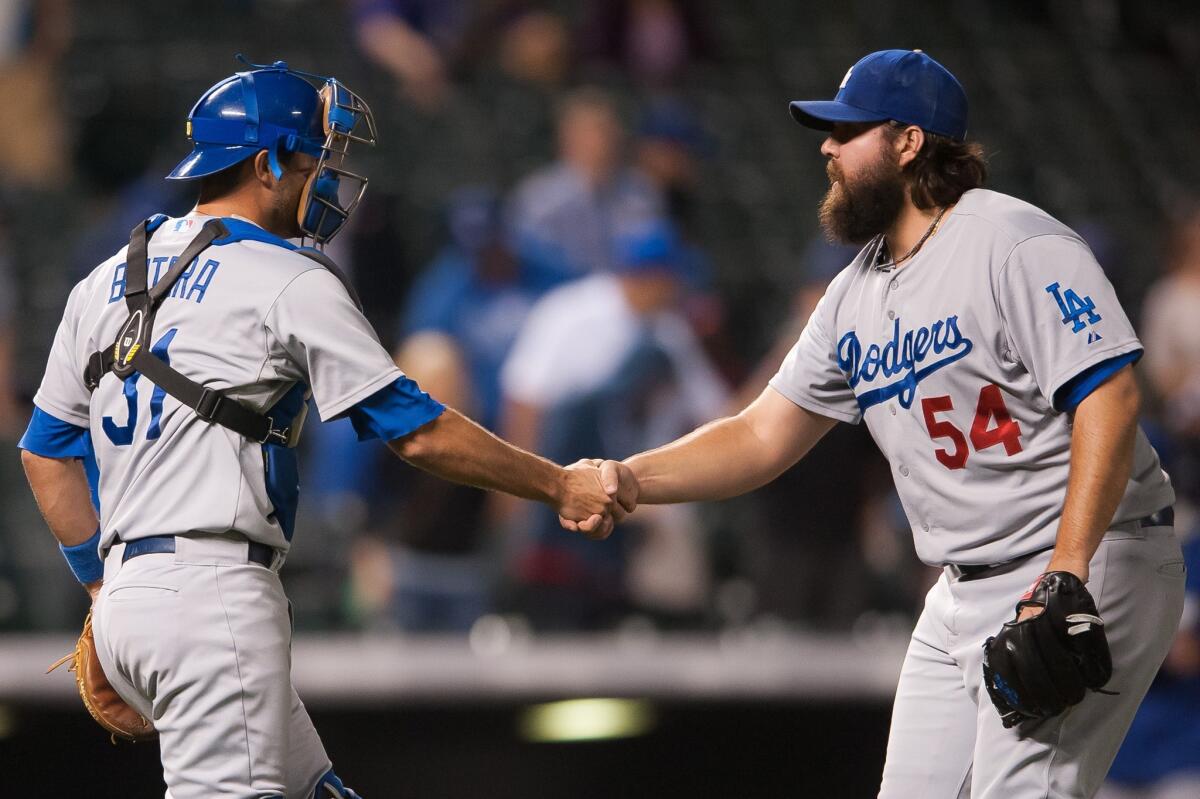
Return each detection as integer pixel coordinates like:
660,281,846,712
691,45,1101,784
820,136,838,158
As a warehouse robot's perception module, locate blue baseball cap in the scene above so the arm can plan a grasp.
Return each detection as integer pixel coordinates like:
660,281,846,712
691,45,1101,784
613,220,693,280
789,49,968,141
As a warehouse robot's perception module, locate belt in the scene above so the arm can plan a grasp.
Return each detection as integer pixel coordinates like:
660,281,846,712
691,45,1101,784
953,506,1174,580
121,534,276,568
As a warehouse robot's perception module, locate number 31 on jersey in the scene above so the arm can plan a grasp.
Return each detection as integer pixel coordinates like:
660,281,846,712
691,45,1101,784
921,384,1023,470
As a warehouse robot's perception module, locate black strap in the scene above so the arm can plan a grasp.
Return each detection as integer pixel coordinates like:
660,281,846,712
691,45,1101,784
127,348,286,443
83,217,290,445
123,220,151,307
144,219,227,309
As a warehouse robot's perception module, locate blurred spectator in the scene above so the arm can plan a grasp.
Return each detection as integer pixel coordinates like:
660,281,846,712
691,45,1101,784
352,0,465,109
0,0,70,189
0,218,20,438
472,13,572,186
353,0,569,111
635,96,711,233
497,221,728,628
348,334,495,633
399,186,549,429
507,87,663,279
1098,532,1200,799
489,9,571,90
1141,210,1200,505
344,186,552,633
579,0,718,87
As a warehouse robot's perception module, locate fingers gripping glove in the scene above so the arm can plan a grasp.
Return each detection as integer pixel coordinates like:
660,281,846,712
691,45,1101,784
47,610,156,743
982,571,1114,728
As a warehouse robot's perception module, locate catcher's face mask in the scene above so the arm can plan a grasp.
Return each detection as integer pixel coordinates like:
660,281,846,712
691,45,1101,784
295,78,377,246
170,57,378,247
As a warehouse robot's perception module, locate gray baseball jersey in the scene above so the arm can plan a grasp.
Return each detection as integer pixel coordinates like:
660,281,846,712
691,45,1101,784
32,212,406,553
770,188,1173,566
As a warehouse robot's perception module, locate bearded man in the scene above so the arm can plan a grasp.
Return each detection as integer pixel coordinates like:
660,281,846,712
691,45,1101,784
568,50,1184,798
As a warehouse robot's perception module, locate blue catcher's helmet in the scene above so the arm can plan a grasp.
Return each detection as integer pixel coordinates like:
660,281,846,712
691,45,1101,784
167,57,377,246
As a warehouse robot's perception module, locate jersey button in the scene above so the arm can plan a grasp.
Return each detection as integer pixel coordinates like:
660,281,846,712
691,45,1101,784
899,465,910,477
921,522,930,532
887,310,896,320
890,280,899,291
890,405,897,416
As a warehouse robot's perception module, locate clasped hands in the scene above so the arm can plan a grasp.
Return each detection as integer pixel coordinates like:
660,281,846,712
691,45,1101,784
555,459,640,540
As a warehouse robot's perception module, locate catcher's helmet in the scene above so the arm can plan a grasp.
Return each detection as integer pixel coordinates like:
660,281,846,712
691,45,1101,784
166,57,377,245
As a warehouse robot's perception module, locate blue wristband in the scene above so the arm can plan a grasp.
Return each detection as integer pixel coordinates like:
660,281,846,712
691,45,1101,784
60,528,104,584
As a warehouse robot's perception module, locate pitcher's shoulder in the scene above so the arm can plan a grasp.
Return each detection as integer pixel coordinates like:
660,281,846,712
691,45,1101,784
952,189,1080,249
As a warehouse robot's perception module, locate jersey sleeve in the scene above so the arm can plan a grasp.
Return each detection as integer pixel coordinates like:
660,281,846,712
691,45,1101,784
341,375,445,442
31,280,92,427
767,290,861,424
997,235,1143,411
265,268,408,420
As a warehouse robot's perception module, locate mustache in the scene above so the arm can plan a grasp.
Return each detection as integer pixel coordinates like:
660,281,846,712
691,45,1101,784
826,160,842,184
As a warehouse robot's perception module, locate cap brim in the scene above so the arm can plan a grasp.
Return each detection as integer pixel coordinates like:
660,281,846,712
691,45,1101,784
788,100,888,130
165,144,258,180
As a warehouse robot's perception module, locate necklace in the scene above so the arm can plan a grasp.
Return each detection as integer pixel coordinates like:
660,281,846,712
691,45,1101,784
873,205,948,273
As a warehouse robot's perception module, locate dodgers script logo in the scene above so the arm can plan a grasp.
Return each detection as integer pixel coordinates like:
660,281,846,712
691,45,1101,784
837,315,973,411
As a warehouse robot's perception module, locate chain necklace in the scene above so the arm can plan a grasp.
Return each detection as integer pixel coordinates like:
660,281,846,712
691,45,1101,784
873,205,948,273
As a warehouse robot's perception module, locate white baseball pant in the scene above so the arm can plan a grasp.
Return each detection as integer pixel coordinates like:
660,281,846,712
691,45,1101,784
92,533,332,799
879,521,1185,799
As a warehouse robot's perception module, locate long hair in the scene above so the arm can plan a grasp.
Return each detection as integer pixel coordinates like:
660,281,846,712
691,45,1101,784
885,121,988,209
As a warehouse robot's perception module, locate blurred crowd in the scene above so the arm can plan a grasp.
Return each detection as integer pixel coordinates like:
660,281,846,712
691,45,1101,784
0,0,934,639
293,0,930,638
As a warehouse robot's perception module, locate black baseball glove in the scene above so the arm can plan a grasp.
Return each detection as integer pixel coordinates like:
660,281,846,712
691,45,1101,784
982,571,1114,728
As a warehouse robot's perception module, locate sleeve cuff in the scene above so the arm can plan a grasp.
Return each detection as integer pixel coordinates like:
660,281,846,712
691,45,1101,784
1053,350,1143,412
18,406,90,458
341,375,447,442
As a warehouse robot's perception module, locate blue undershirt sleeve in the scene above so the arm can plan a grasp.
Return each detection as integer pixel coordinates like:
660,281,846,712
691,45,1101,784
1053,350,1142,412
18,405,101,513
340,375,446,442
18,406,90,458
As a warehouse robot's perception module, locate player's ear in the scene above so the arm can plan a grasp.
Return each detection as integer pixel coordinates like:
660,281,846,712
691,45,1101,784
251,150,277,189
894,125,924,169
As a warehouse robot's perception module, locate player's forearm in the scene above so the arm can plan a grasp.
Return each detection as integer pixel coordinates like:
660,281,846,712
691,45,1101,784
628,390,836,505
20,450,99,547
390,408,567,506
627,416,784,504
1049,367,1140,582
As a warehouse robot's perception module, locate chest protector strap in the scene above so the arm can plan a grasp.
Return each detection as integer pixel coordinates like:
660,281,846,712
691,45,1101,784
83,217,345,446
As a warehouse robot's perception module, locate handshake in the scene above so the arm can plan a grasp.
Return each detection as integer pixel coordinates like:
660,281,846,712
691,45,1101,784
555,459,640,540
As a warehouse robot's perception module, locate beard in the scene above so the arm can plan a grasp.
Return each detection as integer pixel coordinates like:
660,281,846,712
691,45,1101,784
818,150,906,245
267,175,308,239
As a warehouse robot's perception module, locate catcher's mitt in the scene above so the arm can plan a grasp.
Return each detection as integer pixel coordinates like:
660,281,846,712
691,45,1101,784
982,571,1114,728
47,609,156,743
